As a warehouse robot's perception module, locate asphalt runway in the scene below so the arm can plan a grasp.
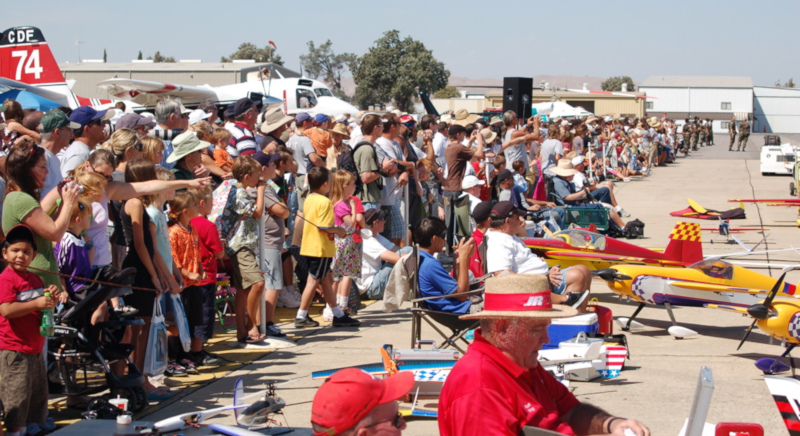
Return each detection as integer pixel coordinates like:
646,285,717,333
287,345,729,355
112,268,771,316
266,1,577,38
135,133,800,435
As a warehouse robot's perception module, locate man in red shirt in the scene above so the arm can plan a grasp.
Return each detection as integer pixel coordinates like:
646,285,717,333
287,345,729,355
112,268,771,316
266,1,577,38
438,274,650,436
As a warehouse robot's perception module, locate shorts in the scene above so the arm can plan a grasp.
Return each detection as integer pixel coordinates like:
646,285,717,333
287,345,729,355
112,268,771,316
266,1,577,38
0,349,47,430
381,204,405,240
306,256,333,280
231,248,264,290
261,248,284,290
199,283,217,341
551,267,573,295
332,236,360,281
180,285,206,339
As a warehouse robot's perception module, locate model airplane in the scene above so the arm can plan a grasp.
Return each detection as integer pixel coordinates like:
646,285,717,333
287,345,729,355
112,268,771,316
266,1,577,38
0,26,113,109
523,222,703,270
763,375,800,435
670,198,746,220
596,260,798,339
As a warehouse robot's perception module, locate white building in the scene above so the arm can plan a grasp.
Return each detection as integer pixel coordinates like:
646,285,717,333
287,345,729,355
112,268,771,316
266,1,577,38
753,86,800,134
638,76,753,132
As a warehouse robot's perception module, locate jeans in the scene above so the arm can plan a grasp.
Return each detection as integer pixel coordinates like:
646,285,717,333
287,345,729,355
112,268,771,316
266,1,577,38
365,246,413,300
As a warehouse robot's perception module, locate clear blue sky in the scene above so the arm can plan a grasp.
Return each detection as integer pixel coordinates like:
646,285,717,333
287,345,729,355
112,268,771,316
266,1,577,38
5,0,797,87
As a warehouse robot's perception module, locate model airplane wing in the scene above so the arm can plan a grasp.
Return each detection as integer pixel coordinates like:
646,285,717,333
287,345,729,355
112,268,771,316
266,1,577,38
729,199,800,203
667,280,769,295
97,78,216,106
703,303,748,313
0,76,71,106
399,408,438,419
545,252,647,264
311,363,390,380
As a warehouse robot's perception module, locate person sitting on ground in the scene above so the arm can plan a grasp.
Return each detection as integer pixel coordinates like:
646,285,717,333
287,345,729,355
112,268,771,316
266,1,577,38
485,201,590,310
356,209,412,301
311,367,413,436
438,274,651,436
550,159,627,230
415,217,481,315
571,156,630,218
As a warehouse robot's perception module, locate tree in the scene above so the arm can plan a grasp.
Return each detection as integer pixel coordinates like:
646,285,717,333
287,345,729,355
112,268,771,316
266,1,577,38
785,78,795,88
137,51,142,60
352,30,449,112
147,51,175,63
299,40,357,97
221,42,283,65
103,48,107,63
601,76,635,92
433,85,461,99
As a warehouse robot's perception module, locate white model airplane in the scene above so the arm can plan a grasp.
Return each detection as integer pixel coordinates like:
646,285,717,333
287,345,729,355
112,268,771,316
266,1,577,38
0,26,114,109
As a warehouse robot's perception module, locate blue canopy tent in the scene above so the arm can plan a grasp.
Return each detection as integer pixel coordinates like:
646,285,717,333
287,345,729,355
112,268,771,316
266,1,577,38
0,89,61,111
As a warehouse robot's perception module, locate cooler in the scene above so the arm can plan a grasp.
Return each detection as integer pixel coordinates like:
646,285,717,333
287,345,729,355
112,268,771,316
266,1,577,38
544,313,599,349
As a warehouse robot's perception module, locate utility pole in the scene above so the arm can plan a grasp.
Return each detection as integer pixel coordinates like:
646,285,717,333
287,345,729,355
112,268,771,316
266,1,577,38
75,40,85,62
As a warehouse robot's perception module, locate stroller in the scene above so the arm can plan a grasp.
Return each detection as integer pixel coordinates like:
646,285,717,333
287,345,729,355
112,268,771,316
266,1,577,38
49,266,149,412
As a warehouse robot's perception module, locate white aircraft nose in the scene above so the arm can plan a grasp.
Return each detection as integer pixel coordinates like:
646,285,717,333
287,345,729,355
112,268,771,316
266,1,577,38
311,96,360,117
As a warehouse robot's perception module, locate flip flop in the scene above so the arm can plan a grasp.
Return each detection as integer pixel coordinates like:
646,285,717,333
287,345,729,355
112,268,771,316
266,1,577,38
147,387,171,401
245,334,267,344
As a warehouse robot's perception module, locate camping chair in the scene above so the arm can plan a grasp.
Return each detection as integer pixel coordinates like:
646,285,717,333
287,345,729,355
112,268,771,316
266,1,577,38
409,245,479,353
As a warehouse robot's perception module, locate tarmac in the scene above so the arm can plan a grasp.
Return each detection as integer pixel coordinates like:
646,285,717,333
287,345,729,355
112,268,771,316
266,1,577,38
120,133,800,435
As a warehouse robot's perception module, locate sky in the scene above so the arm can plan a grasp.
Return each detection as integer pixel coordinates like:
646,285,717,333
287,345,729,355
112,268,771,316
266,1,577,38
4,0,799,88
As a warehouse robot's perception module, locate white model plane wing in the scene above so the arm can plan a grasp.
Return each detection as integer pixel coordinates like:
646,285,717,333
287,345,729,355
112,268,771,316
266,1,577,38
97,78,216,106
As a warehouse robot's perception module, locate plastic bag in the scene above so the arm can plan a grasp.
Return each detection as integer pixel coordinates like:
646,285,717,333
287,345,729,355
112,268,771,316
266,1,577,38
171,293,191,353
143,294,168,376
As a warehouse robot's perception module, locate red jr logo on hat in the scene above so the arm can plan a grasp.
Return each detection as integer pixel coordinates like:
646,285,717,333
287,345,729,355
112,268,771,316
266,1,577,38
484,291,553,312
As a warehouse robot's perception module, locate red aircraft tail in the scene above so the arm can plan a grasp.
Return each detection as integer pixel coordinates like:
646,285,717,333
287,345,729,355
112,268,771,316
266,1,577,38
0,26,66,85
663,222,703,264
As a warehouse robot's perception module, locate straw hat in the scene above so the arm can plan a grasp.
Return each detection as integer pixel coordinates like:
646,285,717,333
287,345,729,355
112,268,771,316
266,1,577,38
260,107,294,134
480,127,497,144
453,108,480,126
460,274,577,320
550,159,578,177
328,122,350,139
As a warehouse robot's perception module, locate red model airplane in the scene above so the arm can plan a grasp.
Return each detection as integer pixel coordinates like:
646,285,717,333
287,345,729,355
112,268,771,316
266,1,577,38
523,222,703,271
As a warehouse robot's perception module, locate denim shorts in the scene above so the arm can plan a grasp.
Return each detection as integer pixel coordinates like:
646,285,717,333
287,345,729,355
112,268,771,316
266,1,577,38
551,266,573,295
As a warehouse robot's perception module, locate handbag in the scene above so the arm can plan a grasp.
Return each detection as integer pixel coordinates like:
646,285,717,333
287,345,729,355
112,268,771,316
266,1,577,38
143,294,169,376
171,293,191,353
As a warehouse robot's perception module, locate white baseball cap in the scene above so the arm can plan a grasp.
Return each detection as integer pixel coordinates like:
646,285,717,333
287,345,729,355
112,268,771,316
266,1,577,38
462,175,486,190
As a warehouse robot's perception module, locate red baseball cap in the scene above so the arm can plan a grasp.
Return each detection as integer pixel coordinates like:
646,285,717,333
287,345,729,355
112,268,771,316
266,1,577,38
311,368,414,435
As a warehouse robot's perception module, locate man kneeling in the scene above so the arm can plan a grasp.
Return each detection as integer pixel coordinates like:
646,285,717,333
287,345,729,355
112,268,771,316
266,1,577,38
414,217,480,314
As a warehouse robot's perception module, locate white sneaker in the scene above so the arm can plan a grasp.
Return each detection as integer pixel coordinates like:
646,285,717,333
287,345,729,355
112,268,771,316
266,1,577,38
277,287,301,309
322,306,334,322
617,208,631,218
623,177,631,182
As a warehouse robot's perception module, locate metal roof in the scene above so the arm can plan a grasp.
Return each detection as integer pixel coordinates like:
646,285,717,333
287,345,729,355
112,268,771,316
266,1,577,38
59,62,300,77
639,76,753,89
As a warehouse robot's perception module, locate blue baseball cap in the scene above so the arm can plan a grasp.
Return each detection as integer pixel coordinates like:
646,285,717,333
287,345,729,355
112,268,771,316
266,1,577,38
69,106,112,128
252,151,280,167
229,98,255,118
296,112,312,124
314,113,331,125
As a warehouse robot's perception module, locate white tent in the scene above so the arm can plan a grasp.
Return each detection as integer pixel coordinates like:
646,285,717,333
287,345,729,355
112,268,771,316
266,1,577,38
548,101,594,119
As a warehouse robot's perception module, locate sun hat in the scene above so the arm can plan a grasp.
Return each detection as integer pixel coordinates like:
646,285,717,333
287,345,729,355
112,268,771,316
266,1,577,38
453,108,480,126
584,116,598,124
40,109,80,133
461,175,485,190
260,107,294,134
550,159,578,177
439,113,453,124
489,116,503,125
480,127,497,144
166,131,211,163
311,368,414,436
328,123,350,139
460,274,578,320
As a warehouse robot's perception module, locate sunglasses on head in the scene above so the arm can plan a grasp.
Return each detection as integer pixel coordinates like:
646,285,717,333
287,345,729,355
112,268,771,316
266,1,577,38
89,163,113,182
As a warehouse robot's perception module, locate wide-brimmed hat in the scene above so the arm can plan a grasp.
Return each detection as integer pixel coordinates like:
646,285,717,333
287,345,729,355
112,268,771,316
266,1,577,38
328,122,350,139
453,108,480,126
480,127,497,144
260,107,294,134
460,274,578,320
489,115,503,125
551,159,578,177
584,116,598,124
166,131,211,163
439,113,453,124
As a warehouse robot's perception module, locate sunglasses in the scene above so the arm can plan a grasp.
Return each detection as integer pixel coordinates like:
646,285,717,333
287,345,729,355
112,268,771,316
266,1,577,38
88,119,106,127
133,142,143,151
89,163,113,182
364,412,404,430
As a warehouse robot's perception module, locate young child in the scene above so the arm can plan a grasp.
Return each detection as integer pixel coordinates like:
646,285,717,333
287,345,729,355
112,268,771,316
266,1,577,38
325,170,365,321
189,186,226,347
295,166,359,328
511,160,528,193
141,137,166,166
211,128,234,173
0,225,60,436
55,198,95,300
227,156,267,344
168,190,218,367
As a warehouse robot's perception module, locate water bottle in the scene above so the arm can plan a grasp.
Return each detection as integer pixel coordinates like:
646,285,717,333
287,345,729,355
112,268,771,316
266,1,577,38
40,292,54,337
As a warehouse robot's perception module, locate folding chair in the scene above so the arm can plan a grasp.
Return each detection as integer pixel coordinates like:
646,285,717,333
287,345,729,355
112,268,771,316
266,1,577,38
409,245,479,353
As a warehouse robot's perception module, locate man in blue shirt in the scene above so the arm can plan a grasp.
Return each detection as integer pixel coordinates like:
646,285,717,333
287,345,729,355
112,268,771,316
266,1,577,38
415,217,477,314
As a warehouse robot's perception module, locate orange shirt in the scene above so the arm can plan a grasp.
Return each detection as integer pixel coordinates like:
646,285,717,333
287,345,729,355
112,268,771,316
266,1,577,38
214,147,234,170
304,127,332,158
169,223,202,288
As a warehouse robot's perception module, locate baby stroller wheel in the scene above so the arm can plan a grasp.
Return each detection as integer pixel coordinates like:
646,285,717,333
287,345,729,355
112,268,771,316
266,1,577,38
110,386,148,413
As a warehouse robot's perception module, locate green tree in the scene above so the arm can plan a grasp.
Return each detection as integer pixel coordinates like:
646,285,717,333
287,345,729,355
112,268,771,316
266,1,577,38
221,42,283,65
433,85,461,99
299,40,357,97
785,78,795,88
352,30,449,112
103,48,107,63
137,50,142,60
601,76,635,92
147,51,175,63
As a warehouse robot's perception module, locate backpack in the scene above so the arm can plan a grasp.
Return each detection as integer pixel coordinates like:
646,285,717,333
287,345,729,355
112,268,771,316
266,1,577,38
338,141,382,195
623,219,645,239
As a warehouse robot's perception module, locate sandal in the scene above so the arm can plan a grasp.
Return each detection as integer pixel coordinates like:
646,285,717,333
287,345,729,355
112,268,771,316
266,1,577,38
147,387,171,401
243,334,267,344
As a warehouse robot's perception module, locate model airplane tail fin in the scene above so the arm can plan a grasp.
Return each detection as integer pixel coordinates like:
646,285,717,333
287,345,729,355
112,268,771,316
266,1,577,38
664,222,703,264
0,27,66,85
764,375,800,436
232,377,244,422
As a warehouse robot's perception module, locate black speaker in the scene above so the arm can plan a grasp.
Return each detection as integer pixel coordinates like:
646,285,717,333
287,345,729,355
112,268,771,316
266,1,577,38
502,77,533,118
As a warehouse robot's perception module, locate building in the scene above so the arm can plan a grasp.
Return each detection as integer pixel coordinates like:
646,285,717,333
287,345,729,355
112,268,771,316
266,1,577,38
753,86,800,134
58,61,296,101
638,76,753,131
